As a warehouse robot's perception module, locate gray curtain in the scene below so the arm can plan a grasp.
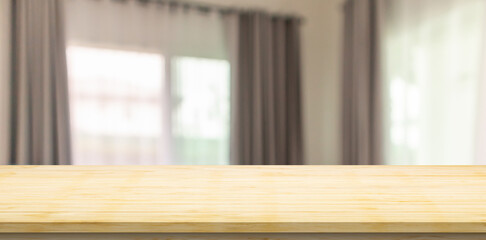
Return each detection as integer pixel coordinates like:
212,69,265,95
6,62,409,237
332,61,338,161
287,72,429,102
342,0,384,165
10,0,71,165
234,12,303,165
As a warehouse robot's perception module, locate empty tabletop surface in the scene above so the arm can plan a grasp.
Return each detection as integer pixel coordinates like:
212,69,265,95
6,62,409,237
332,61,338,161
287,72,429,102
0,166,485,233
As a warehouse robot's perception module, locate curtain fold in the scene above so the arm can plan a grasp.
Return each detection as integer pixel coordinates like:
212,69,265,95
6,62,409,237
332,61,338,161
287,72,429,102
342,0,384,165
234,12,303,165
10,0,71,165
0,0,11,165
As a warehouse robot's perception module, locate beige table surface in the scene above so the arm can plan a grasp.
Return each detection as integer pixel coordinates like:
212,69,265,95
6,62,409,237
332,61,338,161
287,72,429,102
0,166,485,233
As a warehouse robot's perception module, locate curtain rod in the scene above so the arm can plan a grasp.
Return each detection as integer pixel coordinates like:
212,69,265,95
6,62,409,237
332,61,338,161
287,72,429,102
111,0,305,21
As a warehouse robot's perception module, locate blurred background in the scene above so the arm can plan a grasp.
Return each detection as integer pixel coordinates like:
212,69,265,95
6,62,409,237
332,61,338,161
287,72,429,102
0,0,485,165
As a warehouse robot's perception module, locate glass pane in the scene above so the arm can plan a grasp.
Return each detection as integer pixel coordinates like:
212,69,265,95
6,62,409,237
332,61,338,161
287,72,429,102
171,57,231,165
67,46,166,165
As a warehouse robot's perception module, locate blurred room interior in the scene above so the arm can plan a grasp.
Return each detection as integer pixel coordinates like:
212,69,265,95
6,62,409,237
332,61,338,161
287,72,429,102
0,0,484,165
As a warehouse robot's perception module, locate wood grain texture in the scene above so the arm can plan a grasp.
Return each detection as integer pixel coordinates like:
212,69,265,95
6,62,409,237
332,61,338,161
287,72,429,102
1,234,486,240
0,166,486,233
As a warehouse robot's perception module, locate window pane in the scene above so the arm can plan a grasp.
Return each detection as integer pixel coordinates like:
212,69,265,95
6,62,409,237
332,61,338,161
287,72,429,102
383,0,485,165
171,57,231,165
67,46,166,165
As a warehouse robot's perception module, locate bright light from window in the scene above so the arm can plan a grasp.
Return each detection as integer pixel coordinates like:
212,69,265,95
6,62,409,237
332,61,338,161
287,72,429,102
67,46,166,165
383,0,483,165
171,57,230,165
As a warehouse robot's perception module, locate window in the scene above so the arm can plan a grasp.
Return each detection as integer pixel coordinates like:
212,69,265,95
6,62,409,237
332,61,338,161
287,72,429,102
67,46,231,165
171,57,231,165
383,0,485,165
67,46,166,165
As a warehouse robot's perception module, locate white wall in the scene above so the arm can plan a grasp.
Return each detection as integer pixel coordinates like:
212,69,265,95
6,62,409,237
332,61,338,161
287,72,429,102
0,0,11,165
188,0,345,164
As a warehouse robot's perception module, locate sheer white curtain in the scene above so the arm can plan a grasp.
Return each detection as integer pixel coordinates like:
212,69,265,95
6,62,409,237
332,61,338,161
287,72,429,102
477,11,486,165
64,0,235,165
383,0,486,165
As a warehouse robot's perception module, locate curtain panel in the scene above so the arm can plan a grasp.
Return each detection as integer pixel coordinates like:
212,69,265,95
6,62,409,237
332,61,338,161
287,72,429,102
341,0,384,165
10,0,71,165
0,0,11,165
234,12,304,165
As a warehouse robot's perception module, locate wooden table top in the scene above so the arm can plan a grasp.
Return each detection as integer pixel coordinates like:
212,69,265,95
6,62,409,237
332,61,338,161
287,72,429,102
0,166,485,233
